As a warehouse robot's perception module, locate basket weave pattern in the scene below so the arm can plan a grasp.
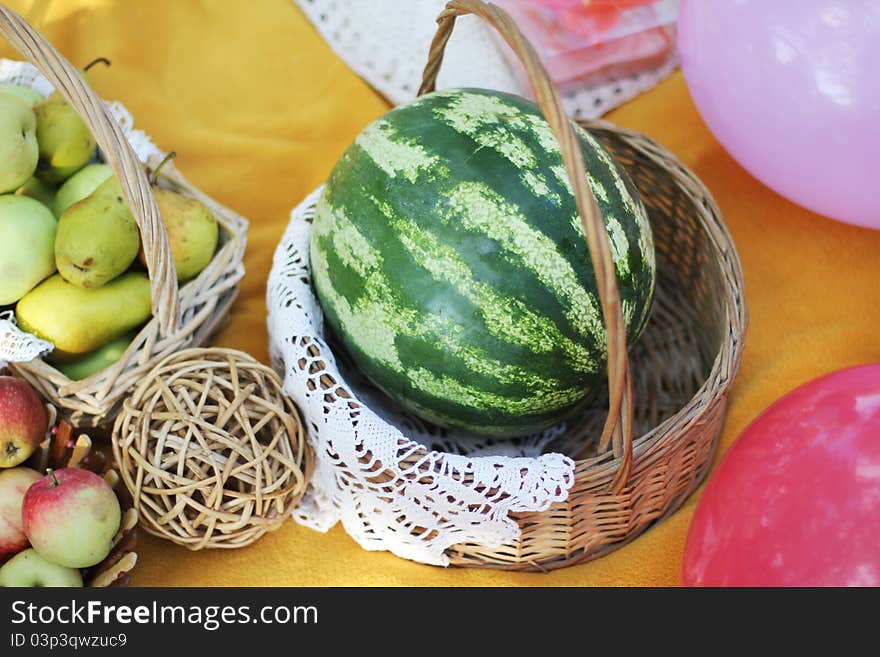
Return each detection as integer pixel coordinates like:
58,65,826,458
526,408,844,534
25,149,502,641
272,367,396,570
112,348,314,550
0,7,248,427
451,126,740,566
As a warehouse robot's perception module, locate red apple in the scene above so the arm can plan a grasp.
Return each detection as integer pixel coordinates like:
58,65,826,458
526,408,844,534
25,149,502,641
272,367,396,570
0,466,41,561
0,375,47,468
22,467,121,569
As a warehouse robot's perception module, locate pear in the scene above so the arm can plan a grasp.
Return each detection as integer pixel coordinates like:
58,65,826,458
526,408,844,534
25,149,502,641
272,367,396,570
149,188,219,281
0,94,39,194
0,83,43,107
15,176,56,210
54,175,141,288
51,330,136,380
52,163,113,218
133,152,218,282
15,272,151,360
32,92,96,184
0,195,57,305
31,58,109,185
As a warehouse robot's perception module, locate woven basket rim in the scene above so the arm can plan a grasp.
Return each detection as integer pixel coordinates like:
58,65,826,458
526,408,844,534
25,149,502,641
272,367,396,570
571,119,747,471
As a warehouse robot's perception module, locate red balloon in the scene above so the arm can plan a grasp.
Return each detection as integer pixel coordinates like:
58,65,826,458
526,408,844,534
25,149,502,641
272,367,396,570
682,364,880,587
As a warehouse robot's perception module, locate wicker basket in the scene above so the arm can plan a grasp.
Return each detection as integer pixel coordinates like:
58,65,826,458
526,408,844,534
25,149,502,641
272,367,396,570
275,0,747,571
0,6,248,428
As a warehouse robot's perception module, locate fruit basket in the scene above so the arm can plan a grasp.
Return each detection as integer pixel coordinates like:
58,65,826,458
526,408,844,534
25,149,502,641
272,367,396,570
267,0,747,570
0,6,248,428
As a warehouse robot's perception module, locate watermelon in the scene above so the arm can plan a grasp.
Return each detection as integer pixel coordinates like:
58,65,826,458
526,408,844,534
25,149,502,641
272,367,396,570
310,88,655,436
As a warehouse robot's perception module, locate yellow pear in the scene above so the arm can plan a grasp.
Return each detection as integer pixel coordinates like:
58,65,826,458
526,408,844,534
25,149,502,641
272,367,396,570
32,58,108,185
150,188,219,281
15,272,151,360
134,153,219,282
32,94,95,184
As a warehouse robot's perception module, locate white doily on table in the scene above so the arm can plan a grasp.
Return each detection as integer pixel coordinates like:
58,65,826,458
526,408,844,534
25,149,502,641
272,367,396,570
0,59,169,368
294,0,678,119
267,186,576,566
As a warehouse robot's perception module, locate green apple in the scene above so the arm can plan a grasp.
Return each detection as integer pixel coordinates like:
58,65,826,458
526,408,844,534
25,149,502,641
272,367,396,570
23,468,121,569
52,163,113,218
0,195,58,305
0,83,43,108
0,548,83,587
0,94,39,194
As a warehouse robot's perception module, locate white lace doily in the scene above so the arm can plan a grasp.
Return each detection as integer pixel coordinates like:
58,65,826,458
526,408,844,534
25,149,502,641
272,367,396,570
267,186,576,566
0,311,53,370
294,0,678,119
0,59,170,368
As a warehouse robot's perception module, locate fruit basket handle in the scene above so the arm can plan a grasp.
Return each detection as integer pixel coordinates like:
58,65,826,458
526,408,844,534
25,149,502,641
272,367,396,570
419,0,634,490
0,5,180,337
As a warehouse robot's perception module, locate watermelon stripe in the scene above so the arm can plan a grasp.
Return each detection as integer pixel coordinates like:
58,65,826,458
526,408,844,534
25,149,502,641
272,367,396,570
310,88,656,435
426,88,654,325
380,93,609,353
374,195,598,371
353,119,442,183
321,155,591,387
443,181,604,346
312,198,580,395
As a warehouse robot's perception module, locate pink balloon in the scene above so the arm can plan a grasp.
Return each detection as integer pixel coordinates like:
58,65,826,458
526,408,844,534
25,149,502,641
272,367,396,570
677,0,880,229
682,364,880,586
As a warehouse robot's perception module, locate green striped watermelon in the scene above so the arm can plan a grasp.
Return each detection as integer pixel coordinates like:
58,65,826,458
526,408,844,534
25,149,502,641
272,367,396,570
310,88,655,436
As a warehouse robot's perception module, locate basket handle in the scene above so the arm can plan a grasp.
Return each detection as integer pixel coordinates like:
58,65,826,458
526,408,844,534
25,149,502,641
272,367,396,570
0,5,180,337
419,0,634,491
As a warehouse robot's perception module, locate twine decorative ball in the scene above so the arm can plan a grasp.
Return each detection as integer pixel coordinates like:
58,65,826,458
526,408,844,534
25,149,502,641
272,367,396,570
111,348,313,550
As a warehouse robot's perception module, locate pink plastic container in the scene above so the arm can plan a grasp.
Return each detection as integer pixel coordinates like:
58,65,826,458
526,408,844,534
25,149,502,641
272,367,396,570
493,0,678,91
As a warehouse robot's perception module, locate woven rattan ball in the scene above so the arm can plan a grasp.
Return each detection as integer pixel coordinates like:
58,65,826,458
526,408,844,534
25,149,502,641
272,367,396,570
111,347,313,550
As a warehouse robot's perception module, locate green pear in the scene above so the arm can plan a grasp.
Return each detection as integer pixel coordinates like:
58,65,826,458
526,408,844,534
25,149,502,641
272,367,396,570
0,83,43,107
15,176,56,210
32,91,96,184
148,188,219,281
31,59,110,185
51,330,135,380
54,175,141,288
0,195,57,305
15,272,151,360
0,94,39,194
52,163,113,218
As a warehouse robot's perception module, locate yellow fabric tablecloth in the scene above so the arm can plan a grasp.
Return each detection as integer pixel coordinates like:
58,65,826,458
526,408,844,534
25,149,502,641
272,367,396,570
4,0,880,587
